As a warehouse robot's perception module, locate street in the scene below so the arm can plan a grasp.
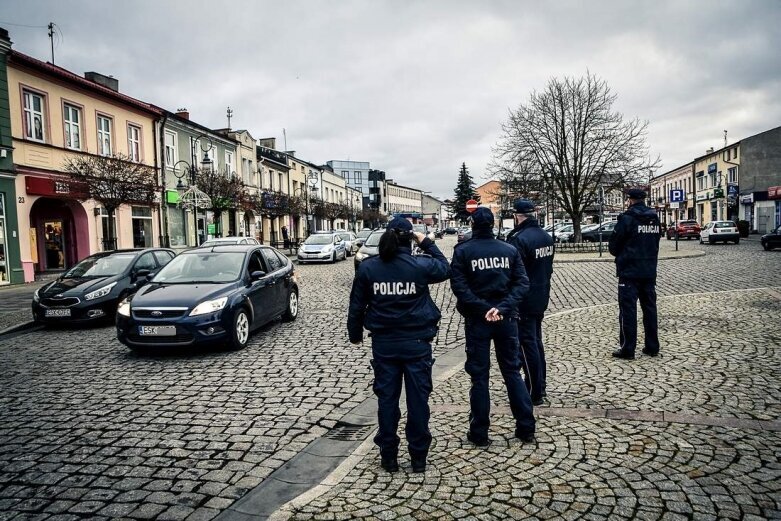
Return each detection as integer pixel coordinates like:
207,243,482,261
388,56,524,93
1,236,780,520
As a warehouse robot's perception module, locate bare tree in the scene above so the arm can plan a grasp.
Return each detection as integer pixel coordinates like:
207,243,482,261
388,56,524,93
64,153,158,249
195,168,248,236
492,72,659,240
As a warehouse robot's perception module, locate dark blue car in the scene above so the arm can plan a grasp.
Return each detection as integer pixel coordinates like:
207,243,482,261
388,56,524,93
116,245,298,351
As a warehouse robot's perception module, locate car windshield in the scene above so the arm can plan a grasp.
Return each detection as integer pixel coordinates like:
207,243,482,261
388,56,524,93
714,222,734,228
583,224,599,232
63,253,136,279
558,225,574,233
201,239,239,247
364,232,384,247
152,252,245,284
305,235,333,245
680,221,698,226
357,230,373,238
412,225,427,233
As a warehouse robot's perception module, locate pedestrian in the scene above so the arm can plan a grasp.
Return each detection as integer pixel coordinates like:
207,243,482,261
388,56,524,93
608,188,661,359
505,199,554,405
281,225,290,249
450,207,536,445
347,216,450,473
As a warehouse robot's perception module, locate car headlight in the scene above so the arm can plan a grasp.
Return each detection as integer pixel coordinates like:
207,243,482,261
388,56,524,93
33,288,41,302
117,298,131,317
355,251,368,261
84,282,117,301
322,245,333,253
189,297,228,316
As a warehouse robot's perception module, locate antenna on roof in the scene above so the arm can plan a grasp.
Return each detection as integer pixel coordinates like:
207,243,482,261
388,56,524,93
48,22,54,63
226,106,233,130
724,129,728,149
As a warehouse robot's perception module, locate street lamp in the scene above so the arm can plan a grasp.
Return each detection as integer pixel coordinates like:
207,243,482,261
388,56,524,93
172,135,214,246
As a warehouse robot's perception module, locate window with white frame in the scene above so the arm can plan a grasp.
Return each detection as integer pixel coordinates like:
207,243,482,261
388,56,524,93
225,150,234,176
342,170,350,182
97,115,112,156
23,90,46,142
697,176,704,191
206,147,216,172
63,104,81,150
354,171,362,183
164,131,177,167
728,167,737,183
128,124,141,162
242,158,250,185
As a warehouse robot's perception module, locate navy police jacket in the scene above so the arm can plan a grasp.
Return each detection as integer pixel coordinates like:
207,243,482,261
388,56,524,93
608,203,661,279
506,218,555,315
348,237,450,343
450,229,530,319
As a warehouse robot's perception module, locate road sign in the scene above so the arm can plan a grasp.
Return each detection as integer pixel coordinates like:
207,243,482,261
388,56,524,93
669,189,685,203
669,202,680,209
466,199,479,213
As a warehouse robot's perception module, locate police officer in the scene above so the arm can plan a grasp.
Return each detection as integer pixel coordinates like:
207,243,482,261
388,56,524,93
608,188,661,359
348,217,450,473
450,207,536,445
506,199,555,405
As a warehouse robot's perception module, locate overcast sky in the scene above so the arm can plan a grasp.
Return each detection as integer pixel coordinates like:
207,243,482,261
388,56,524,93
4,0,780,200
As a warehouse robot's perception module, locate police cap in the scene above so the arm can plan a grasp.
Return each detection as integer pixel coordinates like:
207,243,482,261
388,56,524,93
471,206,494,229
386,216,413,232
512,199,536,214
626,188,646,200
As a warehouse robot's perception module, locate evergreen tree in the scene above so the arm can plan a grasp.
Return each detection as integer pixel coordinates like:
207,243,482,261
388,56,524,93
450,162,480,223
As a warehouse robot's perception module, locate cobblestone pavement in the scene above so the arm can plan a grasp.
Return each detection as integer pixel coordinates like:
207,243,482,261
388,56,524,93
0,237,779,520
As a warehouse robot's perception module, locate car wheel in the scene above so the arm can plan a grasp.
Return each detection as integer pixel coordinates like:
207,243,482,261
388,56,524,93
330,251,336,263
282,290,299,322
228,308,250,350
763,243,770,251
699,236,703,244
734,239,740,245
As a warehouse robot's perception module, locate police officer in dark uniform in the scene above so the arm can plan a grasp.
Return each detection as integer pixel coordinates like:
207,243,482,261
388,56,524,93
505,199,555,405
348,217,450,473
608,188,661,359
450,207,536,445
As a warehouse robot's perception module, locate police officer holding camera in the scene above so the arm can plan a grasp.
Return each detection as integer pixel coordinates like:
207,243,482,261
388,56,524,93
348,217,450,473
609,188,661,359
450,207,536,445
506,199,555,405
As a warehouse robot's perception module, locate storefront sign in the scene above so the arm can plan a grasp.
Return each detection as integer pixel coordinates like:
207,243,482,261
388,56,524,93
769,186,781,200
696,193,707,201
25,176,86,198
166,190,180,204
708,163,717,174
740,194,754,204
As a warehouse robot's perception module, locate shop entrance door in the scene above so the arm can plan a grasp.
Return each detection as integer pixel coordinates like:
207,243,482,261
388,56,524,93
43,220,66,270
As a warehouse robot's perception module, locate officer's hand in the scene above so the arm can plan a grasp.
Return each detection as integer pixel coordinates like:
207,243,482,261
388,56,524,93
413,232,426,244
485,308,503,322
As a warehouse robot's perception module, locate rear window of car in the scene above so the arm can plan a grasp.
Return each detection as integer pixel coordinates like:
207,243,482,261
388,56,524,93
679,221,698,225
714,222,734,228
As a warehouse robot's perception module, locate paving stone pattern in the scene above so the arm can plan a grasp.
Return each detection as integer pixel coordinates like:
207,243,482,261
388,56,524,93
0,237,779,520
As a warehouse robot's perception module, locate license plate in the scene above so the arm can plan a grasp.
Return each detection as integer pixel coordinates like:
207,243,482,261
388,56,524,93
45,309,71,317
138,325,176,336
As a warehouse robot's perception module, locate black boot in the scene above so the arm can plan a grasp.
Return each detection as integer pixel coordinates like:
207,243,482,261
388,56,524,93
380,454,399,473
612,348,635,360
410,455,426,473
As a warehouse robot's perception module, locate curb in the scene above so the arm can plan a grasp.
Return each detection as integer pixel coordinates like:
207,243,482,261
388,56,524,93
554,250,706,263
0,320,39,338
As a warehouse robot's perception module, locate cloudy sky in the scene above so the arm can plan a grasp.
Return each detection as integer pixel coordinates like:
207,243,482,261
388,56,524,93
3,0,780,200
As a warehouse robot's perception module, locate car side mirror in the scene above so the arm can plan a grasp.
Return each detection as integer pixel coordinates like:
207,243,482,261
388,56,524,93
251,270,266,280
135,269,151,281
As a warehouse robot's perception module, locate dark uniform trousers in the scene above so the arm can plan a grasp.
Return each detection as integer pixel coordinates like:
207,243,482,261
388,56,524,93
517,313,545,400
618,277,660,355
464,318,535,439
370,336,434,459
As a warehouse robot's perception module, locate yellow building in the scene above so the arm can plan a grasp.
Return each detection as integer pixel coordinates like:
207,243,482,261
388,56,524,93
8,50,161,281
649,162,695,225
693,144,740,225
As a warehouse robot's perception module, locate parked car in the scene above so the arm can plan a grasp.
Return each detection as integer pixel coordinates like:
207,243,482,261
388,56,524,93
444,227,458,235
116,245,298,351
354,229,374,248
199,237,259,247
297,232,347,263
666,220,701,240
580,222,617,243
339,231,359,256
354,230,384,269
761,225,781,251
700,220,740,244
434,228,445,239
32,248,175,325
457,227,472,243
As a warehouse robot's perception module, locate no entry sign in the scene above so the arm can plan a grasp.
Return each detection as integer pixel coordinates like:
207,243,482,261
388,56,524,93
466,199,479,213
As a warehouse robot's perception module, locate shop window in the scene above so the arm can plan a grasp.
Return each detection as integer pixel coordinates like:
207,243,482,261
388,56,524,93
168,206,187,247
0,194,8,284
132,206,153,248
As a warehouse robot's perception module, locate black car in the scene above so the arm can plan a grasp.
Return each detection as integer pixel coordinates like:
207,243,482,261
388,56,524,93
444,227,458,235
761,225,781,251
116,245,298,351
580,221,618,242
32,248,175,325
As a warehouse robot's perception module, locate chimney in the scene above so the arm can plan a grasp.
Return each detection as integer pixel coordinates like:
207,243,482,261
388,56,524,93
706,147,714,154
0,27,13,55
258,137,276,149
176,108,190,120
84,71,119,92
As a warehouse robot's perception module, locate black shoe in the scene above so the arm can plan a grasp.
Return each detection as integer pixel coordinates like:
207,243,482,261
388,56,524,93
410,457,426,473
532,397,544,406
612,348,635,360
515,430,536,443
466,432,491,447
642,348,659,357
380,455,399,473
